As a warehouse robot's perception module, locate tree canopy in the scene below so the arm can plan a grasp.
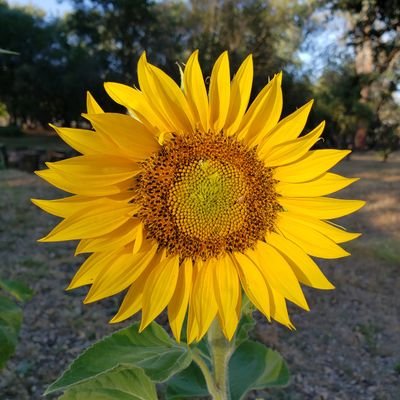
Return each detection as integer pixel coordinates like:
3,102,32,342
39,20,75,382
0,0,399,153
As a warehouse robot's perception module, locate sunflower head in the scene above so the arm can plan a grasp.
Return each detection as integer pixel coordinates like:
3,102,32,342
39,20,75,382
33,50,364,343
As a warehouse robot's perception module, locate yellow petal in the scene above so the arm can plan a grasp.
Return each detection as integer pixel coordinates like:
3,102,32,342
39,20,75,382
277,212,350,258
39,200,137,242
110,249,164,323
140,254,180,331
257,99,313,154
137,53,176,131
44,155,141,186
275,173,359,197
187,259,201,343
50,125,113,156
147,63,195,131
213,255,240,340
225,54,253,136
279,212,361,243
131,222,143,254
104,82,167,131
138,53,193,133
249,242,309,311
266,282,294,328
266,231,334,289
262,121,325,167
231,252,270,319
278,197,365,219
32,193,133,219
183,50,209,132
36,168,133,196
274,149,351,183
31,196,98,218
192,258,218,340
110,280,146,324
208,51,230,132
86,91,104,114
168,258,193,342
238,73,282,146
84,113,160,160
67,250,119,290
85,241,158,303
75,220,140,254
110,276,145,323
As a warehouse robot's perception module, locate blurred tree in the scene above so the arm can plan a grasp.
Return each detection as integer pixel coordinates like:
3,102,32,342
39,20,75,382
0,0,321,129
329,0,400,155
64,0,188,84
312,62,372,148
185,0,317,96
0,1,49,125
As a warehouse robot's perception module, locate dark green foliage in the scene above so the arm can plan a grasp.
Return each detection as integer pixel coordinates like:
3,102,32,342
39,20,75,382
0,278,33,369
0,125,23,137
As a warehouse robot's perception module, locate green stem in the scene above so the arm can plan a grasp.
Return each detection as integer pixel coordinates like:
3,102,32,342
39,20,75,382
191,320,235,399
207,319,234,400
191,349,222,399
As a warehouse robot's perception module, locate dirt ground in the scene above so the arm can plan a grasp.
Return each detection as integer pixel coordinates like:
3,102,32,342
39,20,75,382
0,151,399,400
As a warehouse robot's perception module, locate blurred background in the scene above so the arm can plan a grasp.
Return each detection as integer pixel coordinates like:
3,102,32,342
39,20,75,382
0,0,399,399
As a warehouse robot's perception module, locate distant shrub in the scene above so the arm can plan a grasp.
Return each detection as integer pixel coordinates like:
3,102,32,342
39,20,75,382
0,125,23,137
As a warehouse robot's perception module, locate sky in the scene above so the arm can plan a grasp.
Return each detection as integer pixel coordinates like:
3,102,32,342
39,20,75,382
10,0,72,16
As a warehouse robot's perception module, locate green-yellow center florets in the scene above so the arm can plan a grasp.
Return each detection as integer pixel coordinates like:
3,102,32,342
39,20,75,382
137,131,280,260
169,159,246,240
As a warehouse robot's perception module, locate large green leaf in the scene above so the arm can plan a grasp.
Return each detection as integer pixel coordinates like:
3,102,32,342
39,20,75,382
60,365,157,400
46,322,192,394
0,279,33,302
0,295,23,368
229,340,290,400
165,362,209,400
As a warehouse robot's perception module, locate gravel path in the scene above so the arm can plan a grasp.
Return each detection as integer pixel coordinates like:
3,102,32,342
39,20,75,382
0,151,399,400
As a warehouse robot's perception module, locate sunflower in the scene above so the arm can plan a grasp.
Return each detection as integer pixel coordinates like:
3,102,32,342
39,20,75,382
33,51,364,343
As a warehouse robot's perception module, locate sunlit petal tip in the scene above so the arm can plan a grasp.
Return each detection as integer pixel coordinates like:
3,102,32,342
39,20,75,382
139,51,147,63
30,198,43,208
65,283,75,291
357,200,367,209
109,315,125,324
275,71,283,84
83,293,97,304
86,91,104,114
139,319,150,333
306,98,314,108
351,232,362,240
190,49,200,58
34,169,44,177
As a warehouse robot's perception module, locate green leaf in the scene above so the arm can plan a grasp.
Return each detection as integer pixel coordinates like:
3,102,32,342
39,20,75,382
229,340,290,400
165,362,209,400
46,322,192,395
0,279,33,302
235,310,256,347
59,365,157,400
0,295,23,368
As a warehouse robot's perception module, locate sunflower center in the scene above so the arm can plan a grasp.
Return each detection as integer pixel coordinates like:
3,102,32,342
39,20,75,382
169,159,246,240
137,131,280,260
